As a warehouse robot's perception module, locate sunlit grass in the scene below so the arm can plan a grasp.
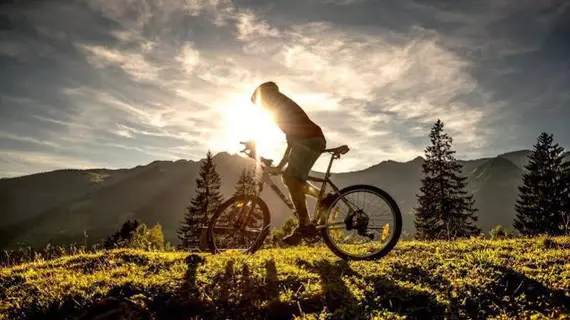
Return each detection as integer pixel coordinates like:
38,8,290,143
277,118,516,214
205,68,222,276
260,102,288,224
1,237,569,319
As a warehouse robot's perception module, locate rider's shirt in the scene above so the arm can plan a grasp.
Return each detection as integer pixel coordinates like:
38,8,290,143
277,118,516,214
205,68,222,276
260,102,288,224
262,91,325,143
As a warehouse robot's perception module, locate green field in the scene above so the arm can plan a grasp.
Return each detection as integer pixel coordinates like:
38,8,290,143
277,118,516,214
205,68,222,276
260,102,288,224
1,237,569,319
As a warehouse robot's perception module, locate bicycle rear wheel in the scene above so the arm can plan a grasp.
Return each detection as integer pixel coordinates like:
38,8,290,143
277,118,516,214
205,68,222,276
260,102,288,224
207,194,271,254
321,185,402,260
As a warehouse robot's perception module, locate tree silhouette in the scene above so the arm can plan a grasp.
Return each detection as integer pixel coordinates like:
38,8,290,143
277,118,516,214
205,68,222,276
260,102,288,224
562,157,570,235
514,133,570,235
178,151,224,250
103,219,141,249
233,166,257,196
414,119,480,240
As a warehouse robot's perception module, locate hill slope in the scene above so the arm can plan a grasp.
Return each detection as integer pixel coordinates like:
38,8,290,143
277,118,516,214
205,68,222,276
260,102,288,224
466,157,523,232
2,149,568,248
1,237,569,319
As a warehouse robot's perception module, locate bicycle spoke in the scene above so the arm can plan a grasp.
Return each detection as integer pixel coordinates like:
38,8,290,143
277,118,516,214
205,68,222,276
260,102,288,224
211,197,267,253
326,188,399,259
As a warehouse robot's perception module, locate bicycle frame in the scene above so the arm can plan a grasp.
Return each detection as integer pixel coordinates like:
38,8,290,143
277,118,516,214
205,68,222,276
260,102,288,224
248,152,356,230
213,143,401,258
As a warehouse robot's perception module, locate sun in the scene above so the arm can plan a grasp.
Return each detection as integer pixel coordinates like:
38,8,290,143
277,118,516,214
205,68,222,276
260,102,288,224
221,97,284,160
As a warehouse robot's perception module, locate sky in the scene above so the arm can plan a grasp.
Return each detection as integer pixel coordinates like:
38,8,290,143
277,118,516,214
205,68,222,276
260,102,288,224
0,0,569,178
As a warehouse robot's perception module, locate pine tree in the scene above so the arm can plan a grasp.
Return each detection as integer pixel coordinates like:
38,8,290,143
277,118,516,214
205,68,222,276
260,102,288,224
178,151,224,249
228,165,264,242
561,158,570,234
414,119,480,240
103,219,141,249
233,166,257,196
514,133,570,236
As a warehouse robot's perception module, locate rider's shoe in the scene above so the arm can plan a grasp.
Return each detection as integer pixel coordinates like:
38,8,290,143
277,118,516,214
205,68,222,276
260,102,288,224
320,192,335,204
283,223,318,246
317,192,336,212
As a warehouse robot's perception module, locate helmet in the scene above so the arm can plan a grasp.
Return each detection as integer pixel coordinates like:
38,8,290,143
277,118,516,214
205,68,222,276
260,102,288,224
251,81,279,104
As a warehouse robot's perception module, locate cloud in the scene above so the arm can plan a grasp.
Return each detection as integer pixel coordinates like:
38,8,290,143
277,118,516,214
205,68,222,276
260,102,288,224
0,41,25,58
78,44,160,81
0,0,569,177
0,132,61,149
225,15,498,165
0,150,102,178
176,43,201,73
103,142,180,159
32,115,91,129
236,11,281,41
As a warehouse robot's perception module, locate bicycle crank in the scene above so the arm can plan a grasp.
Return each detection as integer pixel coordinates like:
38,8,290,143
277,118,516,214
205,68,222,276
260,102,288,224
303,233,322,244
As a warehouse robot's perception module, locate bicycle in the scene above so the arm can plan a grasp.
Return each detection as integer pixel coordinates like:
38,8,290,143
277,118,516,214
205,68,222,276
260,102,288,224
206,141,402,260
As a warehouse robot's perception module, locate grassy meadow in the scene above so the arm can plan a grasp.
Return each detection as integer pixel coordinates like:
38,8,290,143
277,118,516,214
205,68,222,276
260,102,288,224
1,237,569,319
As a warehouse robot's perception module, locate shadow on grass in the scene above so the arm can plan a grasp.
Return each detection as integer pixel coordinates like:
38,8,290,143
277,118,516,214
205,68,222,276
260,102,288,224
264,258,280,300
152,254,206,319
157,258,447,320
456,264,570,319
9,253,570,320
158,256,271,320
388,261,570,319
295,259,446,319
75,254,206,320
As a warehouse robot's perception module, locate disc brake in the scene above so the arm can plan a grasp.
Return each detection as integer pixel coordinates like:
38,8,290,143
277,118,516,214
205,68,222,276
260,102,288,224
344,209,374,240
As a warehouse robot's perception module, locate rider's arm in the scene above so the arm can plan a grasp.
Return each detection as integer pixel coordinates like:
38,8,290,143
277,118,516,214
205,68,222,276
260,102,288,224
275,145,292,170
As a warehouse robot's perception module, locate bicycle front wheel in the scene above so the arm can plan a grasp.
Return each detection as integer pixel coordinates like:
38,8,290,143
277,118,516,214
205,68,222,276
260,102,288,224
321,185,402,260
207,194,271,254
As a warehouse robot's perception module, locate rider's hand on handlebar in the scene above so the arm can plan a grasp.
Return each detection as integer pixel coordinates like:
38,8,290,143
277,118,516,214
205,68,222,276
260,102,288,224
265,166,281,175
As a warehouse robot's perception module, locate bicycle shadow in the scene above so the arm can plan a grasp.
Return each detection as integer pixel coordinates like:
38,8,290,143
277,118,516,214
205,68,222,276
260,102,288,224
76,253,207,320
293,259,446,319
265,258,281,300
185,257,269,320
152,254,206,319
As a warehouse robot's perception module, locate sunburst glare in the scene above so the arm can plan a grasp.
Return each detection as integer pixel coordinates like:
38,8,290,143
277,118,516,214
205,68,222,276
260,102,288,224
221,97,285,162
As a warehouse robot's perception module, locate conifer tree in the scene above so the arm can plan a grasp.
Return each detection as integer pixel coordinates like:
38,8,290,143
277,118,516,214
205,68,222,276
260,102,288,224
561,158,570,234
414,119,480,240
229,165,265,238
233,166,257,196
178,151,224,249
514,133,570,235
103,219,141,249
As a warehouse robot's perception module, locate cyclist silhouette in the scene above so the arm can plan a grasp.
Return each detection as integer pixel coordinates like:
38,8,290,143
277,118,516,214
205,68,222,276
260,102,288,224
251,81,326,245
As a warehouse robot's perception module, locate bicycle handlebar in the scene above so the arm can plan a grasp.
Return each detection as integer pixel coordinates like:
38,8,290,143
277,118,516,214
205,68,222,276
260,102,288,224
239,140,277,172
260,157,273,167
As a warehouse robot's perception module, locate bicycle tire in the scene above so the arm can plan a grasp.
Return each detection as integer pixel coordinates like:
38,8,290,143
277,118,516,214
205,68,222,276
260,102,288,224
207,194,271,254
321,184,402,260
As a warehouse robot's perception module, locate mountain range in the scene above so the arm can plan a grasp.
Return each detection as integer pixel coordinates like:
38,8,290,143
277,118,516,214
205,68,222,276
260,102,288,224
1,149,568,249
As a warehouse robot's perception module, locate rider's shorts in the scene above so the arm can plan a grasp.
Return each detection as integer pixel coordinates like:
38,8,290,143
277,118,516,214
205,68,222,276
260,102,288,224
286,136,326,182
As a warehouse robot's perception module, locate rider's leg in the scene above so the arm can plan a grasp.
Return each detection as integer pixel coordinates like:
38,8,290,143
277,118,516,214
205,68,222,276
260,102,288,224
283,175,311,226
304,181,321,199
281,137,325,245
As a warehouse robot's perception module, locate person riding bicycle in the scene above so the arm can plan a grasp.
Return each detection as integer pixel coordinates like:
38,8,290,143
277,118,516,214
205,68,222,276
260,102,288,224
251,81,326,245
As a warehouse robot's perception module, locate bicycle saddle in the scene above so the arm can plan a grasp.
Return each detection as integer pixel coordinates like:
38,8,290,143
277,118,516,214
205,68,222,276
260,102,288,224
324,145,350,155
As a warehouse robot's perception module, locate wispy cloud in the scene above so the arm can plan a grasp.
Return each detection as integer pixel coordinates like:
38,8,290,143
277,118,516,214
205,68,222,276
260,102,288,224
0,0,568,176
236,11,281,41
78,44,160,81
0,132,61,149
0,150,102,178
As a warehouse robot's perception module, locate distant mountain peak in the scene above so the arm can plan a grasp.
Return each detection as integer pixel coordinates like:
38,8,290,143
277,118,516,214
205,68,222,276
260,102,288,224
487,156,521,168
410,156,424,163
498,149,531,158
213,151,231,159
497,149,531,169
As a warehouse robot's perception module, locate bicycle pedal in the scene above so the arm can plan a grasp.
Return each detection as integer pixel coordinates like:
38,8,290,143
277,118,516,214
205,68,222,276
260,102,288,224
303,234,321,244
